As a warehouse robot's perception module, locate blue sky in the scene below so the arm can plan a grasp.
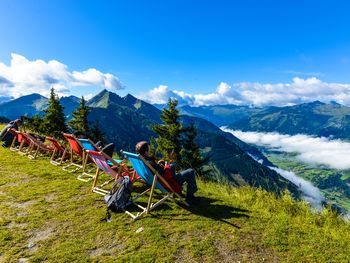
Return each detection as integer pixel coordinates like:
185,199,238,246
1,0,350,106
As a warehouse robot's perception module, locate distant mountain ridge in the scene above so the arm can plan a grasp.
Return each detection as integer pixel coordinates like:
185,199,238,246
0,93,81,120
175,101,350,140
227,101,350,139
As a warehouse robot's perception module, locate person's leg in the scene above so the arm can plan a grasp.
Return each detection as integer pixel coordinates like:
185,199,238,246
174,168,197,198
2,133,14,147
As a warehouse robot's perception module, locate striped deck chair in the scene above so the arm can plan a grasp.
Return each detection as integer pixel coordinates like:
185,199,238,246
62,133,86,175
86,150,130,195
26,134,53,160
46,137,68,165
121,151,188,220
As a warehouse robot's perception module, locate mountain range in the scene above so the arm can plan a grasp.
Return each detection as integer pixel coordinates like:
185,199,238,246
179,101,350,140
0,90,298,195
0,93,80,120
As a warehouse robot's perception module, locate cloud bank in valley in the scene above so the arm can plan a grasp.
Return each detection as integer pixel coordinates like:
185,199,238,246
222,128,350,170
0,53,123,98
141,77,350,107
269,167,324,210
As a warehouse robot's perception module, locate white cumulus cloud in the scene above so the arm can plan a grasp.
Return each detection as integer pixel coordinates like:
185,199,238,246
222,128,350,170
141,77,350,107
140,85,194,105
0,53,123,98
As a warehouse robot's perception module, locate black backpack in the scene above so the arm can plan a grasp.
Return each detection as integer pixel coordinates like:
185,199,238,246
104,176,132,220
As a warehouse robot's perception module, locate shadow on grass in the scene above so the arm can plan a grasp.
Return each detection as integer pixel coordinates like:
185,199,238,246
150,196,250,229
185,196,250,228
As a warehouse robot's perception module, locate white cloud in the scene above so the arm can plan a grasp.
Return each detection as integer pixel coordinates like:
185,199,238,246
0,53,123,98
140,85,194,105
269,167,324,210
141,77,350,107
222,128,350,170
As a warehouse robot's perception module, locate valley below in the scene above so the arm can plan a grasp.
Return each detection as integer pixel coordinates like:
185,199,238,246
223,128,350,216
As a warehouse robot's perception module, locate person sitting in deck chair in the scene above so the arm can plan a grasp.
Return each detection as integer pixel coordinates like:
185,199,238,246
135,141,198,204
0,119,23,148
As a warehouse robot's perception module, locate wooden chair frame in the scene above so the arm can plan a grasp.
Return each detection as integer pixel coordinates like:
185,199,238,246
46,136,68,166
26,134,53,160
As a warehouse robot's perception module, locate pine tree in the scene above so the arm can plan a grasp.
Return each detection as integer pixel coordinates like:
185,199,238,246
182,123,208,178
90,120,106,145
68,96,91,137
25,114,45,134
152,99,183,165
42,88,67,138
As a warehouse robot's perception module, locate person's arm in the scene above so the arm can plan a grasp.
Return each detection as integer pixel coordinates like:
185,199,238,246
146,156,166,176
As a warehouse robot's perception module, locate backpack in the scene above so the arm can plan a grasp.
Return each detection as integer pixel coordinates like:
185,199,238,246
104,176,132,220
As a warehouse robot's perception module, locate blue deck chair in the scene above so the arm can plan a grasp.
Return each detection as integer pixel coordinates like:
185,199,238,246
121,151,188,220
86,150,128,195
78,138,99,182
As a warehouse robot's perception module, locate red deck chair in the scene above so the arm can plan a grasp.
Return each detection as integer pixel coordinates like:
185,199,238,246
7,128,20,151
62,133,95,182
62,133,85,173
16,132,31,155
87,150,133,195
46,136,68,165
26,134,54,160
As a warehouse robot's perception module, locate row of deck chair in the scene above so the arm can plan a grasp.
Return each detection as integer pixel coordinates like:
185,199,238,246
5,127,188,220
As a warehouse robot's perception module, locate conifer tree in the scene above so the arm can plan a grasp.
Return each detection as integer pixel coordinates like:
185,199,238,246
25,114,45,134
68,96,91,137
152,99,183,165
182,123,208,178
42,88,67,138
90,120,106,145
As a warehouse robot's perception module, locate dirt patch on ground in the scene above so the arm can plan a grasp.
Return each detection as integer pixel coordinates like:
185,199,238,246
173,247,196,262
6,221,28,229
44,193,57,202
27,226,56,252
28,227,55,244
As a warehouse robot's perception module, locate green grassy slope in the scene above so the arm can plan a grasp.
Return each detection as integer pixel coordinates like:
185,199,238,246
1,147,350,262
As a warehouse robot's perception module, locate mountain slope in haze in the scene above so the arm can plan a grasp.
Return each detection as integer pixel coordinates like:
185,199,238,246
181,115,274,167
0,94,80,119
0,93,48,120
227,101,350,139
179,104,261,126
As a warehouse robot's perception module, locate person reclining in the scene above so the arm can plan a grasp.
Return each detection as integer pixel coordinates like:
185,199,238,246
135,141,198,204
0,119,23,148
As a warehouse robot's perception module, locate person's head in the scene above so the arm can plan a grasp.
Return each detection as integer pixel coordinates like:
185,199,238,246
135,141,150,156
14,119,22,126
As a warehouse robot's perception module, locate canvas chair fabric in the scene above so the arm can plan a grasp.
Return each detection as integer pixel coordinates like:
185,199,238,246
62,133,87,177
86,150,125,195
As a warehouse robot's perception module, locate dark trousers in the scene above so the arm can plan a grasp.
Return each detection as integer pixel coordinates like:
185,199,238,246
173,168,198,198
